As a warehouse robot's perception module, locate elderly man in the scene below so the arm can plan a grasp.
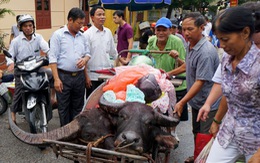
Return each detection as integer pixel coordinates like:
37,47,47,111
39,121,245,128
173,12,220,162
146,17,187,140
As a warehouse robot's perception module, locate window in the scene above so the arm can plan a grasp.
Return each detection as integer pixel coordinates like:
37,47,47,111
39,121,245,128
136,11,144,22
35,0,51,29
148,10,161,22
82,0,89,26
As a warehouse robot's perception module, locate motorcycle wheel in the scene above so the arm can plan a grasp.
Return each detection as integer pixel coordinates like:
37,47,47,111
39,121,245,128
0,96,8,115
28,104,48,134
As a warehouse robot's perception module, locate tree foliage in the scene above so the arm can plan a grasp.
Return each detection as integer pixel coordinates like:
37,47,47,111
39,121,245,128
0,0,10,5
0,0,14,51
166,0,215,18
169,0,215,11
0,0,14,19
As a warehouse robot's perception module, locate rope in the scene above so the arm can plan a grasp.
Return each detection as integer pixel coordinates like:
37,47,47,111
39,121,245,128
142,153,156,163
78,134,114,163
115,140,135,150
86,143,92,163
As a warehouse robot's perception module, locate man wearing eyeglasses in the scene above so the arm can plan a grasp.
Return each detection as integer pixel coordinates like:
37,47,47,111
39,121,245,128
49,8,91,127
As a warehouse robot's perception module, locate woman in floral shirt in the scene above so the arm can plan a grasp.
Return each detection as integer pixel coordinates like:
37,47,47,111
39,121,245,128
205,6,260,162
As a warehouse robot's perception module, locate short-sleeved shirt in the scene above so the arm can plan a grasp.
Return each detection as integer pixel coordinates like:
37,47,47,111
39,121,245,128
48,25,90,72
186,36,220,110
8,32,49,64
175,33,187,49
146,34,187,91
212,64,221,84
217,43,260,155
117,23,133,58
11,24,20,38
84,25,118,81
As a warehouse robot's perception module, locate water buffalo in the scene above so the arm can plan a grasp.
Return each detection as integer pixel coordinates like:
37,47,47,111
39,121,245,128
8,108,115,149
99,95,180,155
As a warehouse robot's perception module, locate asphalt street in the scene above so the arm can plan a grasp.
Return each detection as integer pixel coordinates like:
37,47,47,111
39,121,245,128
0,108,194,163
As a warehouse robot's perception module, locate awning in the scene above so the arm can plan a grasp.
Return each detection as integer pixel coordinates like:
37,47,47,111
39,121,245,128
100,0,171,11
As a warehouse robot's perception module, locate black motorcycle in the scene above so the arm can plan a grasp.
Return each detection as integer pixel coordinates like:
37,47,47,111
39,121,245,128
4,50,52,133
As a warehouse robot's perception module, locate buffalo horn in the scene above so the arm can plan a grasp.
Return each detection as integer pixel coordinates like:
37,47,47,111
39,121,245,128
153,111,180,127
98,94,125,114
8,109,80,146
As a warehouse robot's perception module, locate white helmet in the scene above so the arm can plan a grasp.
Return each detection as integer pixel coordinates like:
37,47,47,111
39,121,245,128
139,21,150,30
18,14,35,31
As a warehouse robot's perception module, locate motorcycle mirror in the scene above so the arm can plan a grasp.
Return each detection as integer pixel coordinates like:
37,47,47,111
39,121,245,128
3,49,12,58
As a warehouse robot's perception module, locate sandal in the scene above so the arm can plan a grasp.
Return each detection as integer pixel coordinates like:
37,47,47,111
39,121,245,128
184,156,194,163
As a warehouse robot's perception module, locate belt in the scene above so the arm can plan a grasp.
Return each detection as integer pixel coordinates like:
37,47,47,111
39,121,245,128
58,69,83,77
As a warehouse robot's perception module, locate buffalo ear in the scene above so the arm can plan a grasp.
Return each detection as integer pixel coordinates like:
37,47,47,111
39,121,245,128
98,94,125,115
153,111,180,127
75,110,89,127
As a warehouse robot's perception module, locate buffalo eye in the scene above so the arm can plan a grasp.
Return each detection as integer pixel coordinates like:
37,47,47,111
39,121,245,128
134,138,140,143
143,116,152,125
82,132,94,140
83,133,90,139
119,114,127,121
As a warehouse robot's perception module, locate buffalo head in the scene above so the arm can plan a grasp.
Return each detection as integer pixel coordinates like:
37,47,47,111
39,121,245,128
8,108,115,150
99,95,180,155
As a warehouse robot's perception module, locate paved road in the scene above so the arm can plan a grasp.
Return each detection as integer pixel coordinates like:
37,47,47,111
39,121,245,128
0,108,193,163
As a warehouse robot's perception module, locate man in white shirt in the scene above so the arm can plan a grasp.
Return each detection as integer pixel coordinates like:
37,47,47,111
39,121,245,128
7,14,52,123
84,6,118,99
202,16,212,39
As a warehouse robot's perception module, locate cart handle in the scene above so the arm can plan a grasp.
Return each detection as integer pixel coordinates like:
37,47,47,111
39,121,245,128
118,49,170,56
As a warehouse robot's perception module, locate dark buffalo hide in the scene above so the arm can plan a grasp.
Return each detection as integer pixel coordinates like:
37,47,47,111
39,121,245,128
99,96,180,155
74,108,115,150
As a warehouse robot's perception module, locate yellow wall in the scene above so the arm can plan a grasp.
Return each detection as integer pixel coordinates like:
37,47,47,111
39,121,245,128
104,9,149,41
0,0,79,47
104,9,118,36
0,0,150,47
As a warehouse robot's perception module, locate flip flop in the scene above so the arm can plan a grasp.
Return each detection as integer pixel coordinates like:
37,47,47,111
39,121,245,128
184,156,194,163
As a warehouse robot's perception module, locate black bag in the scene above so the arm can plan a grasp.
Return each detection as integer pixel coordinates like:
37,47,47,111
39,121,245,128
136,74,162,103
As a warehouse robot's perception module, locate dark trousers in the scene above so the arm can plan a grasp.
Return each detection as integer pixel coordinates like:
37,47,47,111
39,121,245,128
85,80,103,100
56,70,85,127
192,108,217,135
10,73,22,113
176,89,189,121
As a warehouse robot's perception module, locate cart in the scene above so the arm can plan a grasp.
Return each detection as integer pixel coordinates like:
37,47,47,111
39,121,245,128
44,82,173,163
9,49,182,163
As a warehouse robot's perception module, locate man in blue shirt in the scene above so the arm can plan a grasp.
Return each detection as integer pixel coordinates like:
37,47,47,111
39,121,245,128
49,8,91,126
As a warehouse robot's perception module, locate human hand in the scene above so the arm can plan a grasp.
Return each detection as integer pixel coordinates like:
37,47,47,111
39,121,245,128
209,122,220,138
169,50,179,59
85,76,92,88
7,63,14,72
0,70,3,79
174,101,184,117
54,78,63,93
76,57,87,69
248,148,260,163
120,57,130,65
197,104,211,122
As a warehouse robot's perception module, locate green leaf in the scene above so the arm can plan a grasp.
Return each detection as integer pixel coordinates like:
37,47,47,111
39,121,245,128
0,8,14,18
